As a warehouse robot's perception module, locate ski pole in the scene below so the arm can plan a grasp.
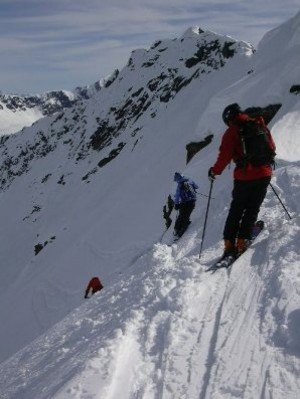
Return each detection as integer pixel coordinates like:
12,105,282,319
199,180,214,259
197,192,215,199
269,182,292,220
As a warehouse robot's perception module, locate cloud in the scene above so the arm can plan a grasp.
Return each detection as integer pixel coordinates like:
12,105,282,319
0,0,299,93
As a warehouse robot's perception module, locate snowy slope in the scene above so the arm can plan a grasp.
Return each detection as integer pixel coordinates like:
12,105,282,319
1,165,300,399
1,10,300,399
0,26,254,365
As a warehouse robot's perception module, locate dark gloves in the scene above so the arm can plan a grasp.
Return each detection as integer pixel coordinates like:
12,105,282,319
208,167,216,182
167,195,174,211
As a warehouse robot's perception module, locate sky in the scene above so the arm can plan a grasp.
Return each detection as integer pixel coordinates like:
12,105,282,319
0,0,299,95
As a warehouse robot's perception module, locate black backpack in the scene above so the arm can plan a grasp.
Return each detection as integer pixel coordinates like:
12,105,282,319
181,181,197,202
237,119,275,168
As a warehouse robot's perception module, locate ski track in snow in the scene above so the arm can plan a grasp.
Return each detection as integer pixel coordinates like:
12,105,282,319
1,170,300,399
2,210,300,399
0,209,300,399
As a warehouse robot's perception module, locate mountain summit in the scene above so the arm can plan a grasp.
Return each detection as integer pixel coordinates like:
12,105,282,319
1,11,300,399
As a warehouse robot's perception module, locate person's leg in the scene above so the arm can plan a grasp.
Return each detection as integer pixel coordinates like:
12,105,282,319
183,202,195,222
238,178,270,239
223,180,248,243
175,202,195,236
174,206,184,235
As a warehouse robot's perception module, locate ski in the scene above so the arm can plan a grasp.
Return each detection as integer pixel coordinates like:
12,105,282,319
161,221,192,245
205,254,237,273
165,233,183,245
205,220,264,273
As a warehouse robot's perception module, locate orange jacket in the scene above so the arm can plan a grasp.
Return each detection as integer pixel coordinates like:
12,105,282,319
84,277,103,298
212,114,276,181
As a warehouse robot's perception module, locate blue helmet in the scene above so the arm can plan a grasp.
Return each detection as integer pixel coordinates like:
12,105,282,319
174,172,184,182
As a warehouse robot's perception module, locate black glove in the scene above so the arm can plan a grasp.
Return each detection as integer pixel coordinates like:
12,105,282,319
174,203,180,210
208,167,216,182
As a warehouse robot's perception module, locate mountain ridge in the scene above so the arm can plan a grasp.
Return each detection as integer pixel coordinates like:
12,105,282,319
1,12,300,398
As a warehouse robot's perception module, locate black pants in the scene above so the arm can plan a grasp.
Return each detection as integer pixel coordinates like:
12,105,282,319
174,201,195,237
223,177,270,242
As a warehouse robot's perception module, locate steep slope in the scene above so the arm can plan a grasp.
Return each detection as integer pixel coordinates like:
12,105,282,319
1,164,300,399
0,28,254,364
1,9,300,399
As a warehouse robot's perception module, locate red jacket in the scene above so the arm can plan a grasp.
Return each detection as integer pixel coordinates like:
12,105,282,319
212,114,276,181
85,277,103,298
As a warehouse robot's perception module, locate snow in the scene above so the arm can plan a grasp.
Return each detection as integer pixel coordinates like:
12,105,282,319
1,188,300,399
1,10,300,399
258,10,300,54
272,107,300,161
0,106,44,135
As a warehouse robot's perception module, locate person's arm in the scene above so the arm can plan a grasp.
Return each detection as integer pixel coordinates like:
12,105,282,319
84,283,91,298
212,128,235,176
174,184,181,205
267,128,276,153
191,180,199,190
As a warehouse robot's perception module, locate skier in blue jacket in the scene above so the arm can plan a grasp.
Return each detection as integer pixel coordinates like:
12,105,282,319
173,172,198,238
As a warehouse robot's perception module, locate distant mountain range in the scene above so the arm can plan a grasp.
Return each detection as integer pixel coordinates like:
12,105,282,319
0,76,118,135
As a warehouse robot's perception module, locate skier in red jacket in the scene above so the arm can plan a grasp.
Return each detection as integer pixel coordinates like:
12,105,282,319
208,103,276,257
84,277,103,298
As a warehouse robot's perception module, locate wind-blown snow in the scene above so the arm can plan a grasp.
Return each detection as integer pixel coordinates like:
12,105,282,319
1,10,300,399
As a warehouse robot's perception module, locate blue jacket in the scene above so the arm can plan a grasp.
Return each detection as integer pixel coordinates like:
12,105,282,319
174,174,198,205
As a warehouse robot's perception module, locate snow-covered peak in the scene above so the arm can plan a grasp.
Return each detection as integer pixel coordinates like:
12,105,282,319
181,26,254,54
181,26,206,38
1,10,300,399
125,26,254,84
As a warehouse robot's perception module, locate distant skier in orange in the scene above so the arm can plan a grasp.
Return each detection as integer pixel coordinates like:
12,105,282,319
84,277,103,298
